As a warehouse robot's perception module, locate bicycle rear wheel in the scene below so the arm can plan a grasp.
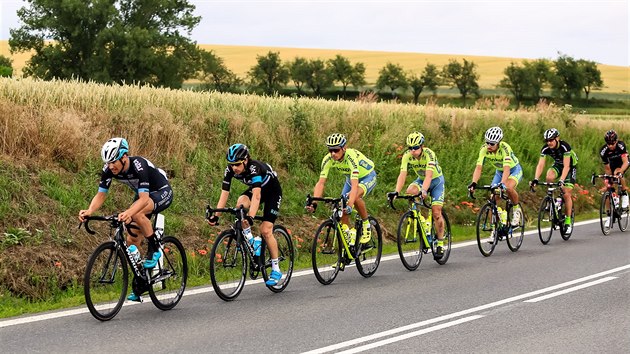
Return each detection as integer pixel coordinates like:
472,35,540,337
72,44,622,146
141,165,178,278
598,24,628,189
261,225,295,293
619,193,629,232
506,204,524,252
148,236,188,310
476,203,498,257
210,230,246,301
537,197,554,245
600,192,614,235
396,211,422,271
312,219,342,285
84,241,128,321
356,216,382,278
433,211,452,265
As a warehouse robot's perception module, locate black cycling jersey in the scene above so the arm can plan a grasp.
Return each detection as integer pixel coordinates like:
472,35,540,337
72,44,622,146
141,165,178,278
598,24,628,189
98,156,170,194
222,159,280,191
600,141,628,171
540,140,578,168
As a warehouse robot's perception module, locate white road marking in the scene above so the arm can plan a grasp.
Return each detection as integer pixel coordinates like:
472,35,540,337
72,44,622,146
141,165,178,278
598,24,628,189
523,276,617,303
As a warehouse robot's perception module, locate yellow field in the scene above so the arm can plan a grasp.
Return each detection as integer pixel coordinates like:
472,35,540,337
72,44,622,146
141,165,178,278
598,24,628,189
2,40,628,92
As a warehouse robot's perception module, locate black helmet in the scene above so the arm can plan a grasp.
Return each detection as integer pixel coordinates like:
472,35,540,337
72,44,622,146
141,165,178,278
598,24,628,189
226,144,249,164
604,130,618,144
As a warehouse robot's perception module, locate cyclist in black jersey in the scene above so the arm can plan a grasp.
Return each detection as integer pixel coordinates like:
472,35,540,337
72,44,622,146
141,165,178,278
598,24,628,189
207,144,284,286
600,129,629,193
530,128,578,234
79,138,173,301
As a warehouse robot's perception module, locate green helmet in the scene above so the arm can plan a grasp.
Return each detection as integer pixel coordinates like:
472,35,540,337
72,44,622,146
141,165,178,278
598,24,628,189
325,133,347,148
406,131,425,147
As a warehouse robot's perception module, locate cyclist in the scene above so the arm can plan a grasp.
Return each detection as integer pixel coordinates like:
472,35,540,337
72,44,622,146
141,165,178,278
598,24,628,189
391,132,446,256
600,129,629,193
467,127,523,241
206,144,284,286
305,133,377,250
79,137,173,302
530,128,578,234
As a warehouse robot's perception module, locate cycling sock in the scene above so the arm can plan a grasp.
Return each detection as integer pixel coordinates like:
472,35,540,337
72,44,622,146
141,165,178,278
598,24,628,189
147,233,158,254
565,216,571,225
437,240,444,247
271,258,280,272
362,219,370,228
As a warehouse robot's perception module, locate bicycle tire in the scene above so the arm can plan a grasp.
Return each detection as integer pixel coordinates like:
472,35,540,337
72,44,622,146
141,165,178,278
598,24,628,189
618,193,629,232
600,192,614,235
560,208,575,240
148,236,188,310
506,204,524,252
538,197,554,245
210,230,246,301
261,225,295,293
356,216,382,278
84,241,128,321
311,219,342,285
433,211,452,265
476,203,498,257
396,211,422,271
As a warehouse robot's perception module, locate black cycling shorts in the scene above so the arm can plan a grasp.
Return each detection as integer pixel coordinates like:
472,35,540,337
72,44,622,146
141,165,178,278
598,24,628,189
241,181,282,223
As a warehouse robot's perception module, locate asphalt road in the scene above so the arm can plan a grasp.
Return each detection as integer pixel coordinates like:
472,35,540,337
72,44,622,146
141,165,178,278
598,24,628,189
1,219,629,353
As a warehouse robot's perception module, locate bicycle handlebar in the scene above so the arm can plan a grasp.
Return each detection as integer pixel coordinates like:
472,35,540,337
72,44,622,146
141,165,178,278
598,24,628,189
386,192,430,210
468,185,507,201
79,214,141,236
305,194,347,207
205,205,264,221
529,181,562,193
591,173,621,186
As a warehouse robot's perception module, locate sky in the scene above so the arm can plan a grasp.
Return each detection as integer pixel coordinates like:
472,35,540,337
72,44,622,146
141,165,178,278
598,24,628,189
1,0,628,66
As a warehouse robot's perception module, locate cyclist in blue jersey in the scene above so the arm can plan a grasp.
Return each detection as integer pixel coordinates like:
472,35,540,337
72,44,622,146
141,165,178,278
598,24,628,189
79,138,173,301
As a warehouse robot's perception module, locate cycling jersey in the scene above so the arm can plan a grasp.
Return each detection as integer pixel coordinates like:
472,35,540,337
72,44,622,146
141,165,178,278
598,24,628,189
320,148,374,180
540,140,578,168
98,156,169,194
476,141,520,170
600,141,628,171
400,147,443,179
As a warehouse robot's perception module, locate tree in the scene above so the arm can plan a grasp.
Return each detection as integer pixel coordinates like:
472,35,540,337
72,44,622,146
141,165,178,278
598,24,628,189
327,54,365,98
420,63,440,96
197,49,242,93
551,54,584,101
287,57,310,95
578,59,603,101
524,59,553,101
305,59,334,97
248,51,289,94
9,0,201,88
0,55,12,77
441,59,480,105
376,63,408,99
408,74,424,104
499,62,531,104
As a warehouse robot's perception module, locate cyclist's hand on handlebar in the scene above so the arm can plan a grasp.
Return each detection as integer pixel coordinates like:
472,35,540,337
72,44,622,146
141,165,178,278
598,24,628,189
78,209,92,223
206,214,219,225
558,179,565,187
420,189,428,200
467,181,477,192
529,179,538,188
118,210,133,224
305,203,317,213
344,205,353,215
387,191,398,201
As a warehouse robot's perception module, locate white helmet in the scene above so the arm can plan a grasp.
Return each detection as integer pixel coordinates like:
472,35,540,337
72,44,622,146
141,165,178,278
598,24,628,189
544,128,559,140
484,127,503,144
101,138,129,163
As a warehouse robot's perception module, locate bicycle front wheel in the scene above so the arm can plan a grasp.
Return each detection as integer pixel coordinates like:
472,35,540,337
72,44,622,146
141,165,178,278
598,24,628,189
148,236,188,310
311,219,342,285
356,216,382,278
600,192,614,235
261,225,295,293
619,194,629,232
538,197,554,245
396,211,422,271
210,230,246,301
507,204,524,252
476,203,498,257
84,241,128,321
433,211,452,265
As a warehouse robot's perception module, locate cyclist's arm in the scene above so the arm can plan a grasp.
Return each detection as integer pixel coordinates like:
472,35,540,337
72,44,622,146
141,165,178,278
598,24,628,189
347,178,360,208
559,155,571,181
500,164,510,185
534,156,546,180
471,165,483,185
620,154,629,175
313,177,326,198
79,191,107,221
395,171,407,194
604,164,612,175
421,170,433,195
248,187,262,219
213,190,230,217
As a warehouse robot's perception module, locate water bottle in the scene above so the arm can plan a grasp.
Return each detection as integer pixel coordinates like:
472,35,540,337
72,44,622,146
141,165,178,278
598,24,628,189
243,227,253,242
498,207,507,225
613,194,620,208
555,197,563,211
128,245,141,265
155,213,165,239
622,194,629,208
252,236,262,257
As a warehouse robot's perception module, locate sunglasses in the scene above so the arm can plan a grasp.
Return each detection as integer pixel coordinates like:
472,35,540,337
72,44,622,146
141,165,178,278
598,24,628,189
545,139,555,143
328,148,341,153
606,141,617,145
228,161,244,166
408,145,421,151
486,142,497,147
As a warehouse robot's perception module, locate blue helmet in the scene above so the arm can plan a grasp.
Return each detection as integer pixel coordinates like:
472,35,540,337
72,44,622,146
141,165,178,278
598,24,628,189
226,144,249,164
101,138,129,163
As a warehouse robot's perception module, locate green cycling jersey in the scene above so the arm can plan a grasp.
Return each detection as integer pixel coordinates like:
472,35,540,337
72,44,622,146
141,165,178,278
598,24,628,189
400,147,443,179
476,141,520,170
320,148,374,180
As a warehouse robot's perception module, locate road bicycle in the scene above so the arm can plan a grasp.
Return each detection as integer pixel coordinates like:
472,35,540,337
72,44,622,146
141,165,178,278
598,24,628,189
206,206,294,301
81,213,188,321
306,195,383,285
386,192,452,270
530,182,574,244
591,173,629,235
469,185,524,257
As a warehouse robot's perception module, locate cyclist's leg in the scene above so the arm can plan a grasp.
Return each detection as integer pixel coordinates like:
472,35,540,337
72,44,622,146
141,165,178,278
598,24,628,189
429,176,445,239
356,172,377,243
140,187,173,268
614,167,628,192
505,164,523,205
564,167,576,222
545,166,559,183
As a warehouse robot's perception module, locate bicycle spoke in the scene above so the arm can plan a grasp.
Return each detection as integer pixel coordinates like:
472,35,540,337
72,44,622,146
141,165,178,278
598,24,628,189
84,242,128,321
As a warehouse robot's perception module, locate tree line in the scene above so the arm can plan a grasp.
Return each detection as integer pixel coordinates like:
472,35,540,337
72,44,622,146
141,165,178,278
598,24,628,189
1,0,605,105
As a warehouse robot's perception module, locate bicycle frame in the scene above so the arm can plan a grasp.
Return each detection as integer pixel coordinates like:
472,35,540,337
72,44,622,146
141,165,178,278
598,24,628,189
387,193,433,249
306,195,357,261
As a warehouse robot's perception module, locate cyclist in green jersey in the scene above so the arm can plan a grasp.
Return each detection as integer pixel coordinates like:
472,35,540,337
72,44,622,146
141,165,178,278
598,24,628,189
306,133,377,247
529,128,578,234
391,132,447,256
468,127,524,233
